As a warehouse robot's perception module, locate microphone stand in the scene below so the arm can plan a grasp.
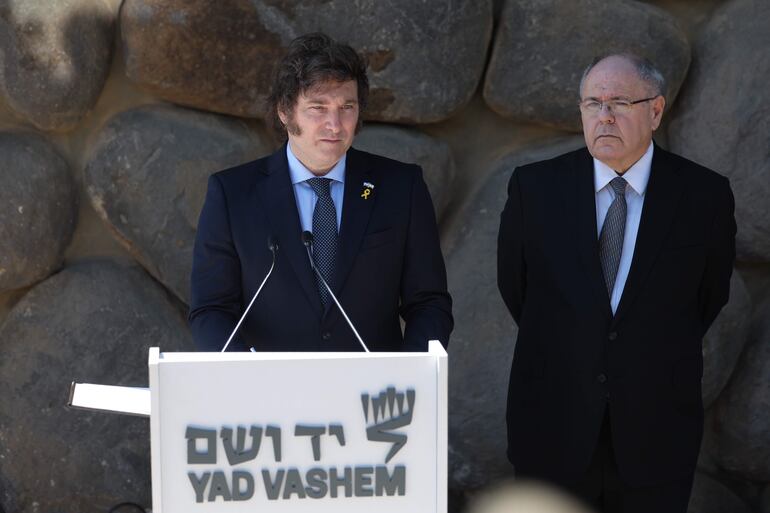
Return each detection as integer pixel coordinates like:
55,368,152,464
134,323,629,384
302,231,370,353
221,238,279,352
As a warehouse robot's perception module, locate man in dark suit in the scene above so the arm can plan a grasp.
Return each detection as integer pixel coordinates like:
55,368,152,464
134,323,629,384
189,33,452,352
497,54,735,512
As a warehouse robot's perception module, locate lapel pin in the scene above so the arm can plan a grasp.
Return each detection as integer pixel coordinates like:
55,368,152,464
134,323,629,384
361,181,375,200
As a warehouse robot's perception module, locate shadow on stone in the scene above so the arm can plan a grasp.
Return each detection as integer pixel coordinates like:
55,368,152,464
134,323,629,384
0,258,193,513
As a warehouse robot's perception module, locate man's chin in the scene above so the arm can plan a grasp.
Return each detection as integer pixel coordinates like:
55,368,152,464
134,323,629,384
589,146,624,163
592,141,623,154
314,149,348,168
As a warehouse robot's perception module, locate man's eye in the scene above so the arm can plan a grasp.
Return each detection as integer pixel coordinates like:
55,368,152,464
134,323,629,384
613,101,631,108
585,101,600,109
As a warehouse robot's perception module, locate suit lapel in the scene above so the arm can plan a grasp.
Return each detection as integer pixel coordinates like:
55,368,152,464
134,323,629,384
257,146,324,317
333,148,375,297
574,149,614,321
613,145,685,325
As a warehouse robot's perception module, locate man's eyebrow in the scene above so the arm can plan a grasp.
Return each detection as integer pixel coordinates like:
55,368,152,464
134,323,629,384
582,95,633,101
304,98,359,104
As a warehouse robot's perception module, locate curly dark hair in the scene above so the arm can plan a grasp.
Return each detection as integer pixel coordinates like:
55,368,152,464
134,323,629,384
266,32,369,139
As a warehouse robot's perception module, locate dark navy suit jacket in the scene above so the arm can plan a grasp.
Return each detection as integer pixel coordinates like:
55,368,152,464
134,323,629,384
189,145,453,352
497,145,735,487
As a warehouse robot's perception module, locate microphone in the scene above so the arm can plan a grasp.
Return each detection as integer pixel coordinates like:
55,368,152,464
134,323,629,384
302,231,370,352
221,236,279,352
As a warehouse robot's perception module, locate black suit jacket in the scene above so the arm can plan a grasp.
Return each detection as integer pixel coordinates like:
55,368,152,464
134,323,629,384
497,145,735,487
189,145,453,352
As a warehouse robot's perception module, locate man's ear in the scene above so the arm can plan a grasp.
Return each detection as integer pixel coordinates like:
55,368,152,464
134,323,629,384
277,108,288,126
651,95,666,130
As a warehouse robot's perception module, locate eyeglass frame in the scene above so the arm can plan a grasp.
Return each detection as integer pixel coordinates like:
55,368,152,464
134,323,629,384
578,96,660,115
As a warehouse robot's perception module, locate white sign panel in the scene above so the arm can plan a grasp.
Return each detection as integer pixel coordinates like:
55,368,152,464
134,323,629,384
149,343,447,513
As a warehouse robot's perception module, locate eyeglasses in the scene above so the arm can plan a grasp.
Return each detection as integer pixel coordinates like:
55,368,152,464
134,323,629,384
579,96,659,115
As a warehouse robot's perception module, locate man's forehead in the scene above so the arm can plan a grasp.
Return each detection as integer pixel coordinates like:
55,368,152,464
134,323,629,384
582,64,645,96
300,80,358,102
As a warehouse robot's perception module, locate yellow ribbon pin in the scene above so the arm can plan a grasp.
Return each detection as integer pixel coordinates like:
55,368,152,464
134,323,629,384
361,188,372,199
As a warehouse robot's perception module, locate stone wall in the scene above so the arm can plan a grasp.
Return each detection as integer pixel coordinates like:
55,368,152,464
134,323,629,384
0,0,768,512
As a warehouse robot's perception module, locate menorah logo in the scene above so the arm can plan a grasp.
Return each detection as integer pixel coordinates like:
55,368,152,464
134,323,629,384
361,387,415,463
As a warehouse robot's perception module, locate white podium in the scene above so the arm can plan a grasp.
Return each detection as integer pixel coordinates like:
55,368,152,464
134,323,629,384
70,341,447,513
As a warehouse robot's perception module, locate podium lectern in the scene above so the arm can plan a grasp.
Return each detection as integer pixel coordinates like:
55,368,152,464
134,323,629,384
70,341,447,513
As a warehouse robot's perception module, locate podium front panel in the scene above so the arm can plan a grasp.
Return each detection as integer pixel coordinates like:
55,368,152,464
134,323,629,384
149,348,446,513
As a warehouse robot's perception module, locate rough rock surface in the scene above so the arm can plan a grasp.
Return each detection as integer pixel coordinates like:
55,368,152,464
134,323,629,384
484,0,690,131
0,259,193,513
668,0,770,262
0,0,115,131
354,124,456,218
713,290,770,481
0,131,77,292
446,136,585,489
120,0,492,123
687,472,752,513
84,105,270,304
702,271,751,408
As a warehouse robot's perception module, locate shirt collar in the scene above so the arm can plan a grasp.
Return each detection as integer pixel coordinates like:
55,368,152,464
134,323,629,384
286,143,346,185
593,142,654,196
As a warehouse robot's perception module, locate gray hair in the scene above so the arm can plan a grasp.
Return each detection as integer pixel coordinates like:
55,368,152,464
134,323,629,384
579,53,667,99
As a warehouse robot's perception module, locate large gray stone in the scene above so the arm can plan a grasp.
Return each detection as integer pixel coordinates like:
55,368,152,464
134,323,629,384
354,124,456,218
0,0,115,131
0,131,77,292
446,136,585,489
0,259,193,513
484,0,690,131
84,104,270,304
668,0,770,262
702,271,751,408
713,289,770,481
687,472,752,513
120,0,492,123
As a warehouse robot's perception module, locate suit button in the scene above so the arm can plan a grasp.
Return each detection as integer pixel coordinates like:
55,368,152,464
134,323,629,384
322,332,331,341
608,332,618,341
597,373,607,384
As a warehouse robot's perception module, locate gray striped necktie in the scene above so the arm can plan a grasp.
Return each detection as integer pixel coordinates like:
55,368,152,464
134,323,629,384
308,177,338,308
599,176,628,297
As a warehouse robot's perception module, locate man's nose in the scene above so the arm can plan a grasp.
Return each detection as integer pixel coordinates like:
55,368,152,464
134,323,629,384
598,103,615,123
326,110,342,132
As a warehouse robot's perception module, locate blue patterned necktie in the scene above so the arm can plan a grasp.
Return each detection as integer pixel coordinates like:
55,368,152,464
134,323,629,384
599,176,628,297
307,177,338,308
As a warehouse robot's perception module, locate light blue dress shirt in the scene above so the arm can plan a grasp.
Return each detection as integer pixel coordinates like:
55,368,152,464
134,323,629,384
594,142,653,314
286,143,345,232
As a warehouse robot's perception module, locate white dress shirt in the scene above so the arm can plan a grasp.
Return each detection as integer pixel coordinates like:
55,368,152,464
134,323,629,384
594,142,654,313
286,143,345,232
